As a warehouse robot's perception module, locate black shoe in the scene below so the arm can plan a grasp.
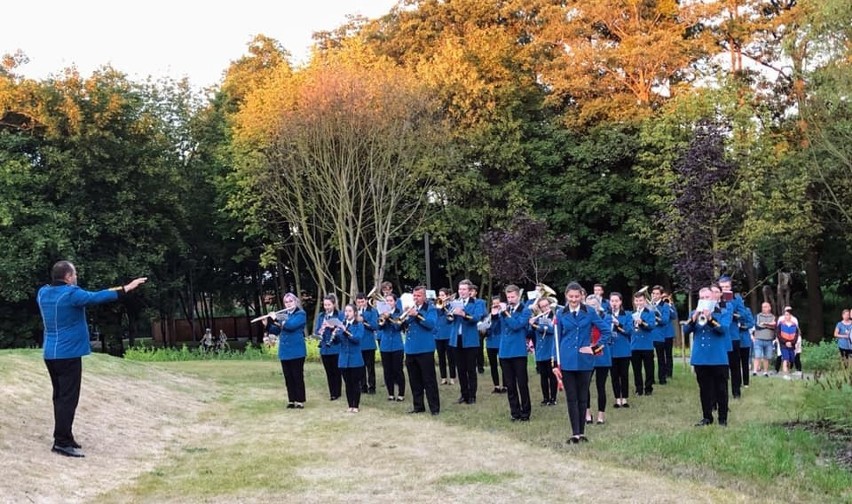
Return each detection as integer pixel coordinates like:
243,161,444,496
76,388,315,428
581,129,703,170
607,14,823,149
622,403,630,408
367,389,376,395
645,390,653,396
659,380,667,385
286,403,296,409
407,409,425,414
579,435,589,442
613,403,621,409
457,397,467,404
520,417,530,422
477,368,485,374
467,398,476,404
694,418,713,427
635,390,643,396
431,411,440,416
511,416,520,422
585,417,593,425
492,387,502,394
718,420,728,427
330,396,340,401
52,445,85,458
70,440,82,449
732,394,741,399
547,400,557,406
567,436,580,444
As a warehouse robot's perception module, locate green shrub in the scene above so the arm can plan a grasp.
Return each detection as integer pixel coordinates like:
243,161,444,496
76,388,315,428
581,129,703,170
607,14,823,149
800,341,843,372
803,365,852,430
124,341,326,363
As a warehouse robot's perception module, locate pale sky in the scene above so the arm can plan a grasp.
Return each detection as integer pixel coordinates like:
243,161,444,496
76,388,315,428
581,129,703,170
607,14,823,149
2,0,399,88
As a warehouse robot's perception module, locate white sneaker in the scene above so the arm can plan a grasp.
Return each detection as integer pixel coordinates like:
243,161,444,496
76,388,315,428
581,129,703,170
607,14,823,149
783,374,791,380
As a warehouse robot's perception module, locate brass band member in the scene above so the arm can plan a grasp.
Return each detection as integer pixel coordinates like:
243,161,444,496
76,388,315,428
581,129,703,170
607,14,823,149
556,282,611,443
451,279,485,405
486,295,506,394
378,293,405,401
608,293,633,408
434,288,457,385
499,285,532,422
402,286,440,415
315,294,343,401
531,296,558,406
263,292,307,409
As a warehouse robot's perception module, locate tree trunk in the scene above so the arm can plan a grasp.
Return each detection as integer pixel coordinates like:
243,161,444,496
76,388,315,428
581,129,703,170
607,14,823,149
805,246,823,342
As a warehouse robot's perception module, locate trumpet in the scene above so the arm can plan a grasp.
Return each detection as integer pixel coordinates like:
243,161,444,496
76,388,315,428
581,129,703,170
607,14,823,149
366,286,384,307
697,313,708,327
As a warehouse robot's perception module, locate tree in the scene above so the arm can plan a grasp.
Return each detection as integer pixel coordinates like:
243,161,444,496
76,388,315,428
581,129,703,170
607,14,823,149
481,212,567,287
233,42,449,301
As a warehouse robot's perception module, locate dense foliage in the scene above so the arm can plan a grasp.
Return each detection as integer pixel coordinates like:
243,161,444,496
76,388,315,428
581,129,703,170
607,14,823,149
2,0,851,347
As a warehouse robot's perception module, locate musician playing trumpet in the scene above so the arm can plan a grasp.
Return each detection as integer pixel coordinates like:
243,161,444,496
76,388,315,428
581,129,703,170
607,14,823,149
530,297,557,406
263,293,308,409
499,285,532,422
378,293,405,402
486,296,506,394
402,286,440,415
608,293,633,409
434,288,457,386
630,292,657,397
683,287,731,427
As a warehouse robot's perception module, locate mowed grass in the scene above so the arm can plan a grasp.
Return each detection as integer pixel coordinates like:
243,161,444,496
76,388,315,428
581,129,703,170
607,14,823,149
6,348,847,503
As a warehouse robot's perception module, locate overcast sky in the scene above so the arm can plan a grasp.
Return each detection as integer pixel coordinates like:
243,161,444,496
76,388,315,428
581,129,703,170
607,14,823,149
2,0,398,88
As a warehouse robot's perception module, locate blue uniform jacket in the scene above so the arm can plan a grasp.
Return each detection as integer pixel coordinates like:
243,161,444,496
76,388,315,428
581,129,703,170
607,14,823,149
267,309,307,360
434,305,455,341
403,305,437,355
685,308,732,366
630,307,657,351
486,314,502,350
721,298,741,351
736,303,755,348
610,310,634,359
555,305,612,371
38,282,120,360
651,302,671,343
449,298,485,348
499,305,531,359
532,316,555,362
378,309,404,352
666,303,678,340
334,321,364,368
358,307,378,351
315,311,344,356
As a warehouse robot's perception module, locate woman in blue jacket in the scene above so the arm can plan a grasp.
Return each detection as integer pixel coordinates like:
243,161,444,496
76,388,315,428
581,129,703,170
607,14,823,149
555,282,612,444
335,304,365,413
608,293,633,409
585,295,613,425
315,295,344,400
378,293,405,401
264,292,307,409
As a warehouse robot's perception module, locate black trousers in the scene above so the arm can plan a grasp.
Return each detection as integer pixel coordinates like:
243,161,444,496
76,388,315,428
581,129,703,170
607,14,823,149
610,357,630,399
654,341,668,384
728,340,742,397
563,370,593,436
45,357,82,447
455,342,479,401
739,346,751,386
341,367,362,408
631,350,655,394
501,357,531,420
536,360,558,403
591,366,610,412
664,338,674,378
380,350,405,397
280,357,306,403
486,347,501,387
321,354,342,399
695,365,729,423
406,352,440,413
361,350,376,392
477,333,486,372
435,339,456,379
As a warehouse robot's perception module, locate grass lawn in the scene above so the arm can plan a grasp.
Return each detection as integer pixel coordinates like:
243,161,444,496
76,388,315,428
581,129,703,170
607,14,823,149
2,350,849,503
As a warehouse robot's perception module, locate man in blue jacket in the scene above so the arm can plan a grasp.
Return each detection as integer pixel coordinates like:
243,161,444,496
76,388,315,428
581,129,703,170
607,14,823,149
499,285,532,421
683,287,732,426
403,286,440,415
37,260,147,457
451,279,485,404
